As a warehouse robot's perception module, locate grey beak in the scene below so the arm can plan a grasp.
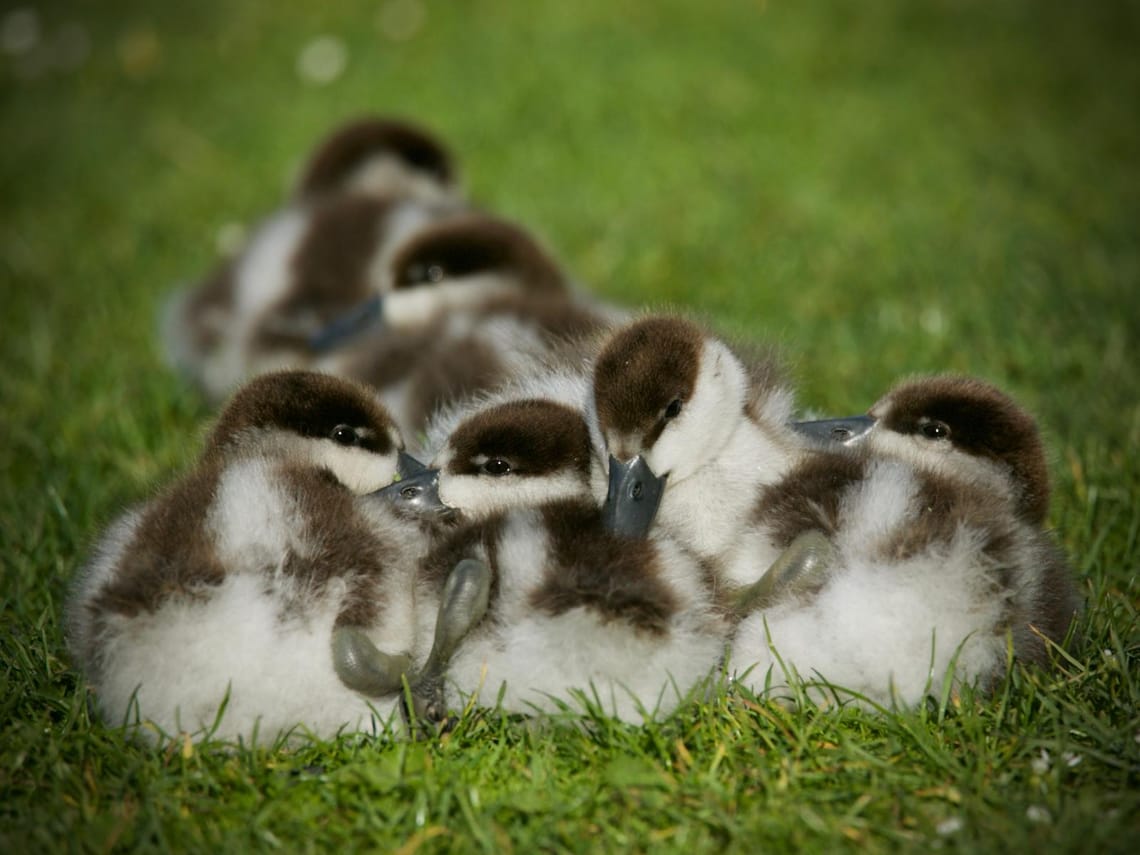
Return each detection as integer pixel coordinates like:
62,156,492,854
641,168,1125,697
791,415,875,446
601,454,666,539
397,450,429,480
308,295,384,353
372,468,454,518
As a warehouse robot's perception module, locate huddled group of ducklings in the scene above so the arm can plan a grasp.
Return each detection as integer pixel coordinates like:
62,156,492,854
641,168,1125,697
67,117,1082,744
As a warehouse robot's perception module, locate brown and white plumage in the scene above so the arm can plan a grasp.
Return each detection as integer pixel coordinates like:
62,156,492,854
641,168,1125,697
590,315,807,588
320,213,622,438
160,116,466,403
372,395,727,722
66,371,436,743
731,375,1081,706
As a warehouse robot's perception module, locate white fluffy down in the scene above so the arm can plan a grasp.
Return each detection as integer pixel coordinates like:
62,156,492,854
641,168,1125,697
731,463,1011,707
442,514,725,722
74,454,421,745
94,574,401,743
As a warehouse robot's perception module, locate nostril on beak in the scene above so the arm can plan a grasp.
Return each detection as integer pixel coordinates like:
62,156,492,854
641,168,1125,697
832,427,851,439
401,485,421,500
630,482,644,500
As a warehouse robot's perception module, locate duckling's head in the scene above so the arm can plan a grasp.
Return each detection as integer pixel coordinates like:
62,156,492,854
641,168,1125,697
592,316,749,485
205,370,413,494
381,214,569,327
866,375,1051,524
426,398,599,518
293,115,460,203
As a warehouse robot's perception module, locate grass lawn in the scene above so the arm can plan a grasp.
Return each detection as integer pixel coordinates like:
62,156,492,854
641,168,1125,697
2,0,1137,850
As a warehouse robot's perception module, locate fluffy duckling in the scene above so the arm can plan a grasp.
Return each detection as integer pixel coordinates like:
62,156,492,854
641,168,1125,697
317,214,621,438
731,375,1081,707
591,315,807,588
363,396,728,723
66,371,447,743
161,116,467,403
162,194,463,403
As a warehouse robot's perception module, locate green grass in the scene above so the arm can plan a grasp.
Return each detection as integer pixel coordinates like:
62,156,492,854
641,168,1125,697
2,0,1137,851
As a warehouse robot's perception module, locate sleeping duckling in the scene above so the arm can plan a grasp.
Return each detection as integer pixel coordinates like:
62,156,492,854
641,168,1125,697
731,375,1081,707
66,371,452,743
162,194,463,404
316,214,621,438
591,315,808,588
359,395,728,724
161,116,467,403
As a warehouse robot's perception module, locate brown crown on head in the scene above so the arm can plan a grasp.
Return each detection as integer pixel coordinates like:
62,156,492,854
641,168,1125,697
390,215,568,296
593,316,704,443
445,400,593,479
294,117,457,200
206,371,398,456
873,375,1051,524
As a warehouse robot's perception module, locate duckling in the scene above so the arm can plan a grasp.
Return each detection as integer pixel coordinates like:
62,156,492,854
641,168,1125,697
292,115,462,204
731,375,1081,707
317,214,621,438
66,371,449,743
591,315,807,588
359,396,728,723
161,116,468,403
162,194,464,403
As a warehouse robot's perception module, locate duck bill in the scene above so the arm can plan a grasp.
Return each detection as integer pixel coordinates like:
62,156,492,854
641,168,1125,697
308,295,385,354
396,450,429,480
601,455,666,539
372,468,455,519
791,415,875,446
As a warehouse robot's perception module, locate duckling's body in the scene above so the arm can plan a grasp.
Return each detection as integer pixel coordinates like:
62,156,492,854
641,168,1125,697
424,500,725,721
67,372,435,742
373,396,726,722
731,376,1080,706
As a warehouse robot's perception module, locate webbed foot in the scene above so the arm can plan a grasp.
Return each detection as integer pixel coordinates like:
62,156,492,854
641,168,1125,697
405,557,492,726
332,627,413,697
734,530,835,616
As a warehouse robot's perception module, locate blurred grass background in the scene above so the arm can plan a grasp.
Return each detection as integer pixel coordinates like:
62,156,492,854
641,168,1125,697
2,0,1137,851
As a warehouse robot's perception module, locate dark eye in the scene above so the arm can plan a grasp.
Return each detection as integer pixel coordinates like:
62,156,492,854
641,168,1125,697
402,261,446,286
664,398,683,420
920,420,950,440
481,458,511,476
331,425,358,446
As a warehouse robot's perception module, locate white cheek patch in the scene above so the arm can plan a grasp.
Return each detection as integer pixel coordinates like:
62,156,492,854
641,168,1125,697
651,341,747,483
313,443,399,494
383,274,519,330
439,470,590,517
344,154,456,203
865,428,1015,505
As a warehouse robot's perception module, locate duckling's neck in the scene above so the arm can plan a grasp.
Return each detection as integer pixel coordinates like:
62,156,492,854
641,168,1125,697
657,415,801,567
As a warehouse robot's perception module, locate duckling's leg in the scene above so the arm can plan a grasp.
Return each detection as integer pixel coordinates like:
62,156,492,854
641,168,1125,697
407,558,492,725
734,530,835,617
332,627,414,697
